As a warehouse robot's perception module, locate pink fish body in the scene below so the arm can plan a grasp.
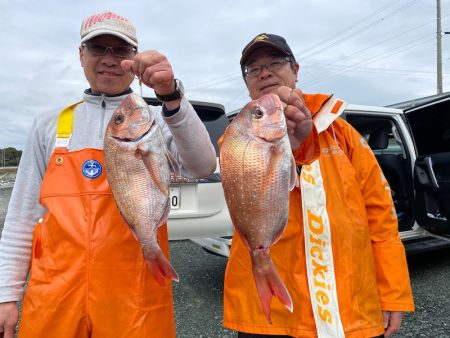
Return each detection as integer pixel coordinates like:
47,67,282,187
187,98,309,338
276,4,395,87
220,94,297,323
104,93,179,285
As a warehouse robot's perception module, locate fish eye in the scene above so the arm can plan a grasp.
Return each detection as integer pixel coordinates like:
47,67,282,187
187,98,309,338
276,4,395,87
253,107,264,119
114,114,125,125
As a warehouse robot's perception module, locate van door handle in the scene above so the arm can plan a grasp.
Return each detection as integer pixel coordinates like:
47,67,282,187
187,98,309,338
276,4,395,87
425,157,439,189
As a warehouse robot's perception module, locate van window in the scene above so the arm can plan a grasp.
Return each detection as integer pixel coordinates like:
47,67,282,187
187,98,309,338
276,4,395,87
346,114,414,231
406,100,450,156
144,97,229,154
202,115,230,154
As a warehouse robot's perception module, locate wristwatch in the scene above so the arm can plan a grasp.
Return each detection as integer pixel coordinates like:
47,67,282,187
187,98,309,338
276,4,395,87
155,79,184,102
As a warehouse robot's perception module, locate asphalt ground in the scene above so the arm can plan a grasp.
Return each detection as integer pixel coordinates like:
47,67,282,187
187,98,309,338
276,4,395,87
1,187,450,337
171,240,450,338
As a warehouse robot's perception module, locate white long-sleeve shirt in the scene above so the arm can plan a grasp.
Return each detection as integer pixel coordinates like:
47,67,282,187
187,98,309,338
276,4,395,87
0,90,217,302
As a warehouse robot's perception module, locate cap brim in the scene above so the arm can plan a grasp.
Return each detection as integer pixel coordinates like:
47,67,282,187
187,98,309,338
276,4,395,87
240,40,290,66
81,29,137,47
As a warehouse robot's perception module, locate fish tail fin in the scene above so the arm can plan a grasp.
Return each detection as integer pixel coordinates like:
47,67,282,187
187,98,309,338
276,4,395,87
144,249,180,286
251,248,294,324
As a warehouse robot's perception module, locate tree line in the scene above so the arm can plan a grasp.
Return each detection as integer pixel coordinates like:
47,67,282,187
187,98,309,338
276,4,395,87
1,147,22,167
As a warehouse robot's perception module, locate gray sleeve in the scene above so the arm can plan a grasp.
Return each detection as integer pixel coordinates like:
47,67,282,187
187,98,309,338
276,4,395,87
154,96,217,179
0,116,51,302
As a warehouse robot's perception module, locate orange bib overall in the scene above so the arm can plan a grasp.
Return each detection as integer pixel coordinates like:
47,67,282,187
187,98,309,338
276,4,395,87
18,103,176,338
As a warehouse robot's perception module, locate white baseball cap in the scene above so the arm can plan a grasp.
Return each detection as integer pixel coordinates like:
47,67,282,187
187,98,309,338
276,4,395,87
80,11,138,47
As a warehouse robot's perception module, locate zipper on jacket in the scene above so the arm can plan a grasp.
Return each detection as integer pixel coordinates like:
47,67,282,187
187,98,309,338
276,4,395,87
100,94,106,139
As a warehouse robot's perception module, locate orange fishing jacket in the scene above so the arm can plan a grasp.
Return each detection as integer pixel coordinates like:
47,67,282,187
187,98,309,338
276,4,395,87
222,93,414,337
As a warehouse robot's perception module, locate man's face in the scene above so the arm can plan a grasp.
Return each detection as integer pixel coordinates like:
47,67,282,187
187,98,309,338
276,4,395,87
244,46,299,100
79,34,136,95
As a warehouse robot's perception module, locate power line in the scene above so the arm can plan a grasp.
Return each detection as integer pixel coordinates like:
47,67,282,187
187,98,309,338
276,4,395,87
188,71,242,90
296,0,405,58
193,0,431,94
298,0,422,60
300,13,450,79
303,36,433,85
189,0,442,105
301,36,434,87
302,60,450,76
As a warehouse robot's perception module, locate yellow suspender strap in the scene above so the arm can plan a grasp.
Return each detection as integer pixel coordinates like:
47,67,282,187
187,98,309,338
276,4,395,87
54,101,83,148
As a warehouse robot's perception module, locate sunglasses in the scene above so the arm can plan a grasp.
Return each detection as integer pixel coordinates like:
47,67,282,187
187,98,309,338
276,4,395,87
82,42,137,58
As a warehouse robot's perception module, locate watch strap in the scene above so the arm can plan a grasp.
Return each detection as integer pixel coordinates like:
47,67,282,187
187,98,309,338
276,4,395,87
162,104,180,117
155,80,181,102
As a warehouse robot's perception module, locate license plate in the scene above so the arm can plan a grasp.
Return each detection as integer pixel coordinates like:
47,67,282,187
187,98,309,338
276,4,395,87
170,186,180,209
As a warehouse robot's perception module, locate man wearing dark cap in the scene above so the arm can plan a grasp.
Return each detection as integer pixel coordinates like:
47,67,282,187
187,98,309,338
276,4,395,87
0,11,216,338
222,33,414,338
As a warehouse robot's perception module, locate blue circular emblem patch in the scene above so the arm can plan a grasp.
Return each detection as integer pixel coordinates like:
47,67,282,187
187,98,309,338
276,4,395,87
82,160,102,179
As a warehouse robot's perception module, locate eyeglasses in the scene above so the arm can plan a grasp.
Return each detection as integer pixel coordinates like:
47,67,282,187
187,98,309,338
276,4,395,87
82,42,137,58
244,57,292,78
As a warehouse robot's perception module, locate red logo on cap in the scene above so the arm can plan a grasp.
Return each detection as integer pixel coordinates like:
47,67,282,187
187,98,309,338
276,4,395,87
83,12,129,31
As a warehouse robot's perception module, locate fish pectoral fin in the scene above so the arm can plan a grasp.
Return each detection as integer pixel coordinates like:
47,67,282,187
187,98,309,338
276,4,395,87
141,152,170,196
289,154,299,190
166,150,181,179
251,248,294,324
157,202,171,230
261,146,283,196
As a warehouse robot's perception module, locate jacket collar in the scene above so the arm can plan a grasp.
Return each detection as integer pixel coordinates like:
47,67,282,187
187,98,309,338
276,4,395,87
82,88,133,106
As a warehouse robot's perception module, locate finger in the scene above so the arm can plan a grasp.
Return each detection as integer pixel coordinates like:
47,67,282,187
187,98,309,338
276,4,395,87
382,311,389,329
289,88,309,114
286,119,297,130
142,68,173,87
384,325,397,337
120,59,133,73
135,51,166,78
2,328,13,338
277,86,294,103
384,313,402,337
284,105,309,124
277,87,305,109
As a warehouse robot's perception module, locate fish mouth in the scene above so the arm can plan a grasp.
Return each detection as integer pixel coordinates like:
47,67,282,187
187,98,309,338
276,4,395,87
112,125,151,143
259,125,286,142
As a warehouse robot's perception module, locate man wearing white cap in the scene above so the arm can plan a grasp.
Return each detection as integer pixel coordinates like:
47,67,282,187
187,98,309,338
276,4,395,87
0,11,216,338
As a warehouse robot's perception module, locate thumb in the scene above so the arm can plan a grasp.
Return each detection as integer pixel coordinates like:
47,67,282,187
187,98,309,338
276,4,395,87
383,310,390,328
121,59,133,73
2,326,14,338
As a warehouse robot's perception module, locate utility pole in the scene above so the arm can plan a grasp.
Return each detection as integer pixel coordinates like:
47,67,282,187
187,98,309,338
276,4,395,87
437,0,443,94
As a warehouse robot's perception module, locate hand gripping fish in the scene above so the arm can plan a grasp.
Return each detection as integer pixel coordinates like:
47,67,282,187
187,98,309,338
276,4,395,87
104,93,179,286
220,94,298,323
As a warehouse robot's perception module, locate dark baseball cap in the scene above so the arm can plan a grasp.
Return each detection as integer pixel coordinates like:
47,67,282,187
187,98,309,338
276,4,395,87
240,33,296,66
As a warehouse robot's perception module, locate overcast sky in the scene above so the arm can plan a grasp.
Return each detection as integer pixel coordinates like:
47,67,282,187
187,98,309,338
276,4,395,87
1,0,449,150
